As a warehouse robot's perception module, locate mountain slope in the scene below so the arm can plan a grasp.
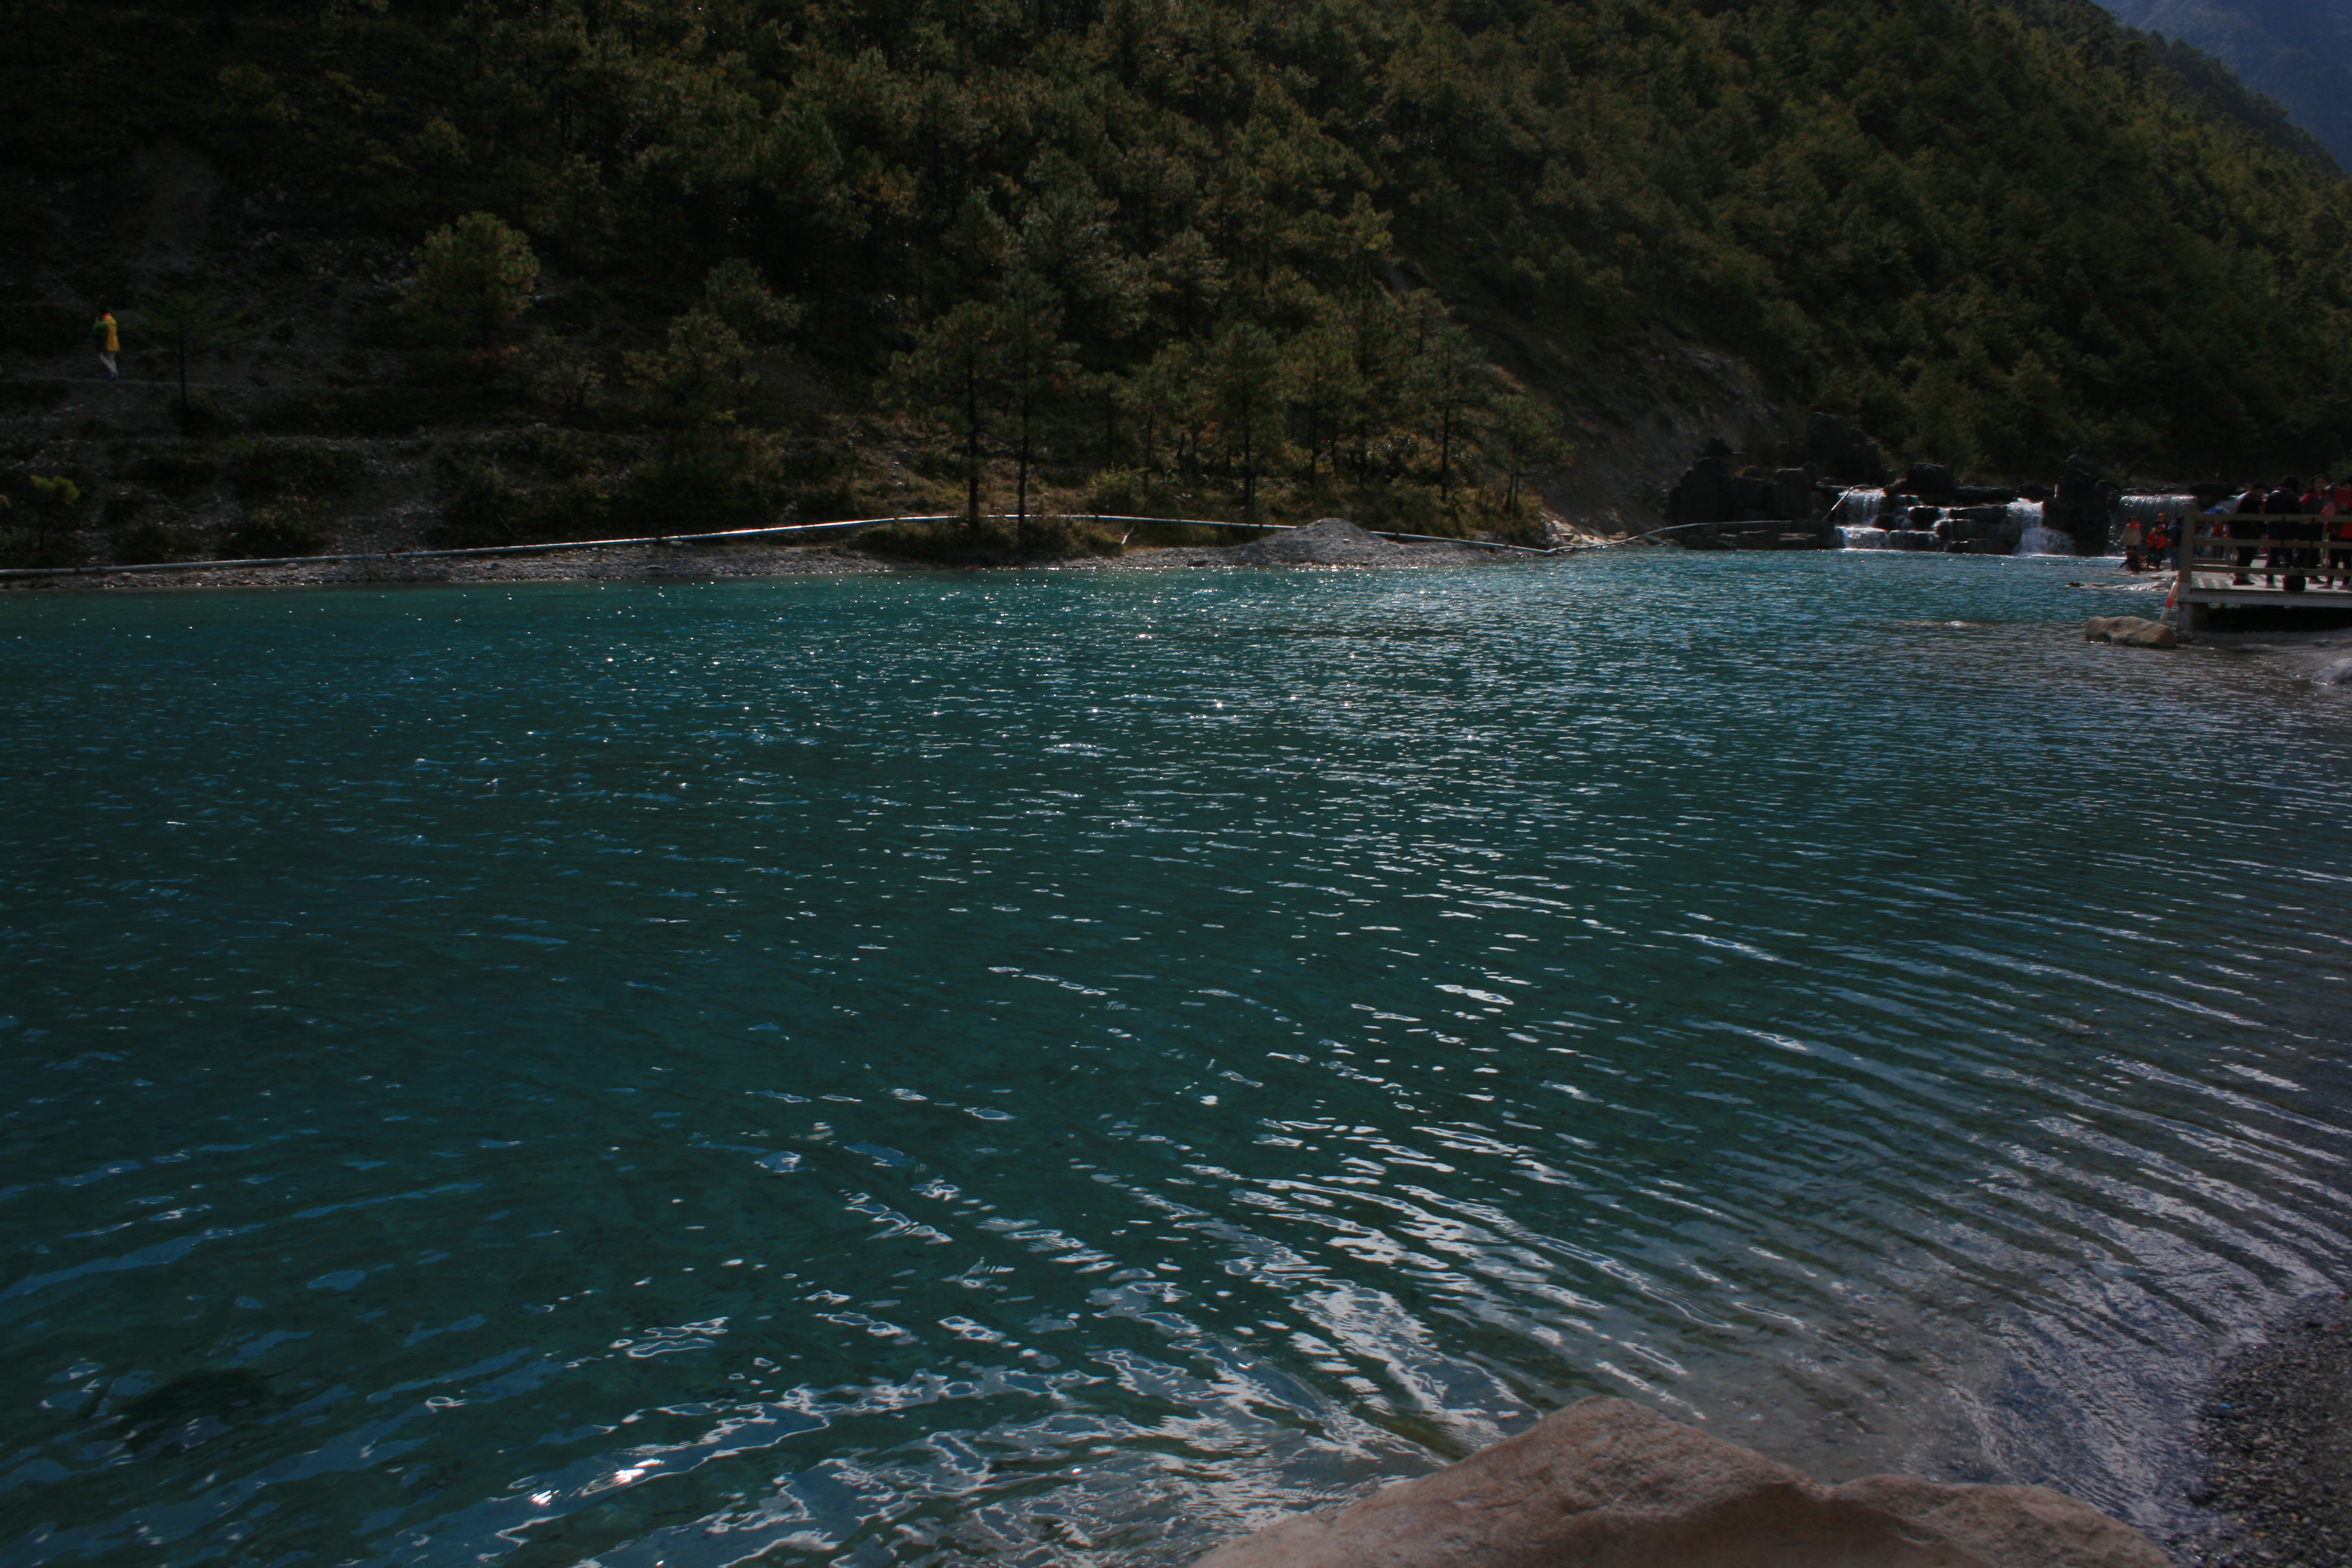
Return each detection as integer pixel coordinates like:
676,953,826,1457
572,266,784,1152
4,0,2351,558
2100,0,2352,172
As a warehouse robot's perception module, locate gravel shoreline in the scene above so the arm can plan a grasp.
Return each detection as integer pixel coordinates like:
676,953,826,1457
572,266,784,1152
0,518,1524,592
2173,1290,2352,1567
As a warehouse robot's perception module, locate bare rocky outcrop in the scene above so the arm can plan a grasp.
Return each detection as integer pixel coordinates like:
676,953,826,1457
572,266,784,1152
1194,1398,2171,1568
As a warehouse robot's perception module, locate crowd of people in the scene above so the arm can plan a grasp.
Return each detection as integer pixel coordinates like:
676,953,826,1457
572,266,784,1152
2118,514,2181,572
2122,479,2352,589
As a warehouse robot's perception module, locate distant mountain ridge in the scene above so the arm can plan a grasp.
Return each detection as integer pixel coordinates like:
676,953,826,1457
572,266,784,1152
2097,0,2352,171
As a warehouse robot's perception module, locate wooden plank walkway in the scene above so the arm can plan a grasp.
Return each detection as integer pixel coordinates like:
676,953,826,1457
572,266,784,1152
2174,517,2352,638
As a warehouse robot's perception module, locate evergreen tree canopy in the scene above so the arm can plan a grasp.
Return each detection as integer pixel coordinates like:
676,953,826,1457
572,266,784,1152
8,0,2350,486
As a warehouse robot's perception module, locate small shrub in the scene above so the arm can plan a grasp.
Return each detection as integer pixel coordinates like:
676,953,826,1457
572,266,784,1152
254,387,447,436
778,443,846,483
861,514,1120,564
603,456,787,538
115,515,209,564
172,394,234,437
125,445,218,494
437,459,615,547
465,425,631,475
526,336,605,416
0,472,89,568
787,483,862,524
0,303,82,354
0,379,68,410
232,496,330,557
223,439,363,499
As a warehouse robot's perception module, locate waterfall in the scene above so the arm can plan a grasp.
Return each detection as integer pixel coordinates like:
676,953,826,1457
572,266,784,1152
2011,500,2072,556
2108,494,2198,555
1833,488,1892,549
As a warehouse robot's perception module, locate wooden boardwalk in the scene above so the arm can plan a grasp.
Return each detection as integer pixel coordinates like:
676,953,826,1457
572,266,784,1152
2174,517,2352,638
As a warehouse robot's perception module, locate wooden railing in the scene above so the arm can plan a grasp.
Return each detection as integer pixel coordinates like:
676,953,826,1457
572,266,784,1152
2180,517,2352,567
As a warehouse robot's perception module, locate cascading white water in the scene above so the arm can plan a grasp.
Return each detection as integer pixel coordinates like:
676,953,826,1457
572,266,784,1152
1833,488,1893,548
2011,500,2071,556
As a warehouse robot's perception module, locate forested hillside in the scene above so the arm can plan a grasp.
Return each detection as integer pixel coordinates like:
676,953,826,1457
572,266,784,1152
4,0,2351,557
2100,0,2352,172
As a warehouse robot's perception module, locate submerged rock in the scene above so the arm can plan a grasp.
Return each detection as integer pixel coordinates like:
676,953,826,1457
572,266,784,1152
1194,1397,2170,1568
2085,615,2178,648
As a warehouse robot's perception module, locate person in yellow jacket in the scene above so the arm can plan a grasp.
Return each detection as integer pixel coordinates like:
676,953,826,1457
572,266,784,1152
92,310,119,380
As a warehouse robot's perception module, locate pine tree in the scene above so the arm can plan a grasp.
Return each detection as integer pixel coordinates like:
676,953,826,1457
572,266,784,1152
400,212,540,366
1206,321,1285,518
891,302,1004,528
995,272,1074,525
138,292,253,411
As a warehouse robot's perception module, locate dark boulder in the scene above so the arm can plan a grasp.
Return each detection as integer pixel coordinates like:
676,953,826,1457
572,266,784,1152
1772,468,1813,520
1667,454,1730,525
1904,462,1956,498
1954,485,2020,505
2051,455,2119,554
1805,411,1887,483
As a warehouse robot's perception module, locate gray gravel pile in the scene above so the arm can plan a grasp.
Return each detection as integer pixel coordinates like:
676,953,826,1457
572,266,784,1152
2178,1291,2352,1567
1226,516,1486,565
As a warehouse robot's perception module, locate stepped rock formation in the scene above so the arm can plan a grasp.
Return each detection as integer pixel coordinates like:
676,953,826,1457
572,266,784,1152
1193,1398,2171,1568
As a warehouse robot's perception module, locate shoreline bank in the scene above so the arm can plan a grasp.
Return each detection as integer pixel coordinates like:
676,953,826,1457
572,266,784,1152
0,518,1527,591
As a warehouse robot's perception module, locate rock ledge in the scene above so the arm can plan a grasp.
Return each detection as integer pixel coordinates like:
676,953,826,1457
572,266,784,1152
1195,1397,2169,1568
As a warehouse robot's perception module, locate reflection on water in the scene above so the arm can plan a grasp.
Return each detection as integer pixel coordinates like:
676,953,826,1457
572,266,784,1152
1,553,2348,1566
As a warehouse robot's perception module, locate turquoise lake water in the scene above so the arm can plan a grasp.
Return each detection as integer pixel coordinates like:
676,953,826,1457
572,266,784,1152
2,552,2350,1566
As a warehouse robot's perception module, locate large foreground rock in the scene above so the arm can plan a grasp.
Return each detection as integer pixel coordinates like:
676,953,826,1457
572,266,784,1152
1194,1397,2169,1568
2085,615,2178,649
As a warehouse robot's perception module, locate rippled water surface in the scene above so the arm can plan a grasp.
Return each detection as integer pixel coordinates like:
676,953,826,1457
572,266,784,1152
4,552,2350,1566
